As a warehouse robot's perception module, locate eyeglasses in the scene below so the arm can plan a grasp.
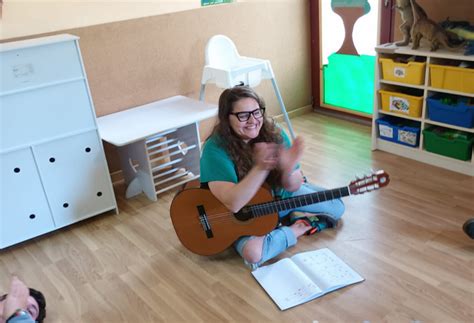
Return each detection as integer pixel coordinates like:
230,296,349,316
230,108,265,122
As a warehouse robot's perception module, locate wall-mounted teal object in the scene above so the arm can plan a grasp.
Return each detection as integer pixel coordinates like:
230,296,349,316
201,0,233,6
331,0,370,14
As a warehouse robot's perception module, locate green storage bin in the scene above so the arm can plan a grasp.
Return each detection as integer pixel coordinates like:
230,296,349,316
423,127,474,161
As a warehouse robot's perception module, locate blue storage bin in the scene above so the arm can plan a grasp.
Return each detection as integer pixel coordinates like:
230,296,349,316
427,94,474,128
376,116,421,147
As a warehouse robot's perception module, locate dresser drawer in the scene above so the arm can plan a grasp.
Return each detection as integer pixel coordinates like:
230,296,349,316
1,40,84,94
1,81,97,151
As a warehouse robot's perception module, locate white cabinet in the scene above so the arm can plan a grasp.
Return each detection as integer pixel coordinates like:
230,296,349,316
372,44,474,176
0,34,118,248
33,131,117,227
1,149,56,247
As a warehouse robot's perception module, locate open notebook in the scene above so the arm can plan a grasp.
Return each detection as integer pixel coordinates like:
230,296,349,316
252,248,364,310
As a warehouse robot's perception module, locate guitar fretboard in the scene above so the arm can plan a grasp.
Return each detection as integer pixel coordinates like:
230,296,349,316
249,186,351,217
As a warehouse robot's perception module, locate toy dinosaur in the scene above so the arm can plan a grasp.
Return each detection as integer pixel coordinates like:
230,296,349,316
394,0,427,46
410,0,465,51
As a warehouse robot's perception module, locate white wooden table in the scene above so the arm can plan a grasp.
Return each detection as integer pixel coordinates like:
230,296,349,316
97,96,217,201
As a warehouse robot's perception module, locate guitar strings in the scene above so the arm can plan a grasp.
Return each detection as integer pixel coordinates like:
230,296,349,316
187,206,281,225
184,186,353,224
188,199,312,224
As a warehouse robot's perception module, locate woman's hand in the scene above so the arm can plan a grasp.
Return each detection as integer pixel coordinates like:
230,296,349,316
279,136,305,191
253,142,280,171
1,276,30,322
208,142,278,213
279,136,304,173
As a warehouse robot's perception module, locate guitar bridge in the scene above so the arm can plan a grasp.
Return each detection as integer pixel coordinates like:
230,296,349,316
197,205,213,238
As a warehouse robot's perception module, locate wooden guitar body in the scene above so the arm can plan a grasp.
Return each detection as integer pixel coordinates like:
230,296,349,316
170,170,390,256
170,187,278,256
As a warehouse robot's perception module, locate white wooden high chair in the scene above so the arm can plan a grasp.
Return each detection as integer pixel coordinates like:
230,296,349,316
199,34,296,140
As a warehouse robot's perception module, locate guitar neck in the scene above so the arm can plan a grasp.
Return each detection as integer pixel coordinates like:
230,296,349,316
248,186,351,217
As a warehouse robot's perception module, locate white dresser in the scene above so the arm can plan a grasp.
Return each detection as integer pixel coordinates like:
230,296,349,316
0,34,118,248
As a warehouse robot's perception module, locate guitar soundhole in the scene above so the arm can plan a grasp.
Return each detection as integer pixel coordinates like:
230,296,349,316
234,207,253,221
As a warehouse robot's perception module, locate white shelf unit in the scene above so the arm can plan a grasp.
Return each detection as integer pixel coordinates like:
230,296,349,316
97,96,217,201
0,34,118,248
372,44,474,176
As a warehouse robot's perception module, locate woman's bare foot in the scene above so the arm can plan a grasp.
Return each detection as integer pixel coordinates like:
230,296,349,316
290,221,312,238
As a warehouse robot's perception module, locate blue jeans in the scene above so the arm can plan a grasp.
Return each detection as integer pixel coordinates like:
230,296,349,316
233,182,345,269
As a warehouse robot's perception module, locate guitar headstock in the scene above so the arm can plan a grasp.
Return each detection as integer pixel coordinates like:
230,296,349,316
349,170,390,195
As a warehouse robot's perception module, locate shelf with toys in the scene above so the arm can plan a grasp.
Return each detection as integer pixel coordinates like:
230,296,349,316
372,43,474,176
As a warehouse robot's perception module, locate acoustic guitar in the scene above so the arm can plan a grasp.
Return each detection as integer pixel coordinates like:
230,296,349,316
170,170,389,256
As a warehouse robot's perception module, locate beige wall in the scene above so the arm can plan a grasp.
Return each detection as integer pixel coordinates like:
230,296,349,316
2,1,311,117
1,1,311,172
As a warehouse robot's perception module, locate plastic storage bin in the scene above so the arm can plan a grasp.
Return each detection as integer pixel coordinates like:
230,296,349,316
376,116,421,147
379,57,426,85
427,94,474,128
379,89,423,117
429,64,474,94
423,126,474,161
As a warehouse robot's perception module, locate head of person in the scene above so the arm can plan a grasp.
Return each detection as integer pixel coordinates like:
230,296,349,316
0,288,46,323
214,86,283,184
216,85,273,143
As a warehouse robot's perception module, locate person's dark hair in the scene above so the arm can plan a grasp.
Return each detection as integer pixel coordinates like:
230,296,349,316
29,288,46,323
213,86,284,187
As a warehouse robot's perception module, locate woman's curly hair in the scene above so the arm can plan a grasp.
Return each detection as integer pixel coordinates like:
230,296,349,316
212,86,284,188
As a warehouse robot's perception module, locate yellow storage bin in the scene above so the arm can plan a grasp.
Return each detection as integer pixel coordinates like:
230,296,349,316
379,90,423,117
429,64,474,94
379,58,426,85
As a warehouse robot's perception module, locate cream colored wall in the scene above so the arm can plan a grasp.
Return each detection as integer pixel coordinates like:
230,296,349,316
1,1,202,40
1,1,311,172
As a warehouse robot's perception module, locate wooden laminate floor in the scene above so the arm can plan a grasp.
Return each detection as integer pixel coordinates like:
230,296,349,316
1,112,473,322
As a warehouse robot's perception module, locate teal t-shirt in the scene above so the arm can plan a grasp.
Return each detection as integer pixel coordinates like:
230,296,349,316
200,127,294,199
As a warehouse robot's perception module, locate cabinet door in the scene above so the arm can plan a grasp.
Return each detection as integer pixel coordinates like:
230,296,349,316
0,149,55,248
33,131,116,227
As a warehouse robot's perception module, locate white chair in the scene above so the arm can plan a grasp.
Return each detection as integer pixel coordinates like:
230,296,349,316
199,35,296,139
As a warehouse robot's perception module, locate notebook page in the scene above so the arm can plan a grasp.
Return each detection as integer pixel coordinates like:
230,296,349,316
252,258,323,310
291,248,364,292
